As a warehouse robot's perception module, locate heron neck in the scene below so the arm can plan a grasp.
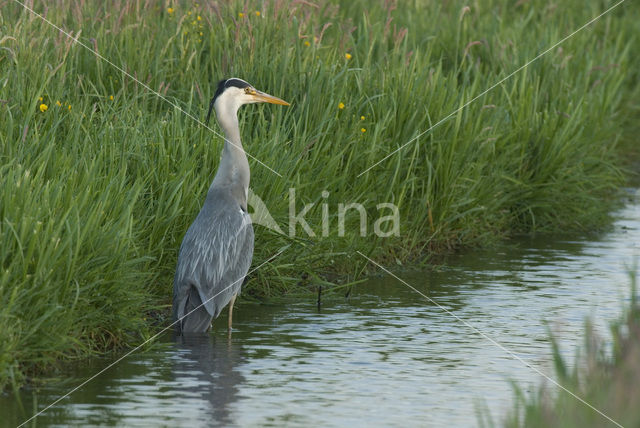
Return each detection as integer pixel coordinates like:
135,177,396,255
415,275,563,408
210,111,250,207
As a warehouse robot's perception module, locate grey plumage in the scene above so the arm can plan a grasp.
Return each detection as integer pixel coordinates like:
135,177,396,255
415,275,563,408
173,189,254,333
173,77,289,334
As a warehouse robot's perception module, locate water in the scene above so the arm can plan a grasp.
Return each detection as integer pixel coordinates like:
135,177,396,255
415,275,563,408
3,188,639,427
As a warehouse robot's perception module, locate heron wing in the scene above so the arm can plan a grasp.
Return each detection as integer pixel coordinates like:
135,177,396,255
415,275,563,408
173,191,254,321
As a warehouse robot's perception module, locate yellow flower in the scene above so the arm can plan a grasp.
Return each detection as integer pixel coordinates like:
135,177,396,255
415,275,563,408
56,100,62,106
255,11,261,16
345,53,352,60
109,95,114,101
197,15,202,21
238,12,244,18
39,104,48,112
360,115,365,120
338,102,345,109
361,128,366,133
167,7,174,14
38,97,43,102
68,105,71,110
304,40,310,47
199,31,203,36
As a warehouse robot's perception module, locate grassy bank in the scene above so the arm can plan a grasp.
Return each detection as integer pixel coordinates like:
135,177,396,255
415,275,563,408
500,272,640,428
0,0,639,388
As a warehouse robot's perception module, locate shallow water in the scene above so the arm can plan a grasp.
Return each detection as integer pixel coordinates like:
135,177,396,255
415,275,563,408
3,188,639,427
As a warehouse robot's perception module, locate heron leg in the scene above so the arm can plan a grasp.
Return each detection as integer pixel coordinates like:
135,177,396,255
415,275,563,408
228,293,237,331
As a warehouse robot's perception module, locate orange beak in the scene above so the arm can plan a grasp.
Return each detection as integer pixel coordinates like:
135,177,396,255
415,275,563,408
251,90,290,106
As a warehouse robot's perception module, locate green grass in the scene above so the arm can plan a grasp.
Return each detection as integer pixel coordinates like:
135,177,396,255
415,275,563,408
0,0,639,388
499,271,640,428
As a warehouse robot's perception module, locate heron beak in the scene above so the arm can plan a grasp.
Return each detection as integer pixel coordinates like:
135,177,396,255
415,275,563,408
252,90,290,106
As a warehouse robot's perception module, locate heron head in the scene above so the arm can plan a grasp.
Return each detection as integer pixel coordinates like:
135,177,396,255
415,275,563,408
206,78,289,124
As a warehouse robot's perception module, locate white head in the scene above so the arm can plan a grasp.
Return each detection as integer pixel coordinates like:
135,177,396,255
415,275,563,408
206,78,289,126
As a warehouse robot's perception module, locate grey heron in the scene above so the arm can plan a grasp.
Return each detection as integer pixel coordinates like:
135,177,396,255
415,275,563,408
173,78,289,334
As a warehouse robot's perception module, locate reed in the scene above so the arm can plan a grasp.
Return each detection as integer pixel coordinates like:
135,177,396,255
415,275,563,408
500,271,640,428
0,0,638,387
